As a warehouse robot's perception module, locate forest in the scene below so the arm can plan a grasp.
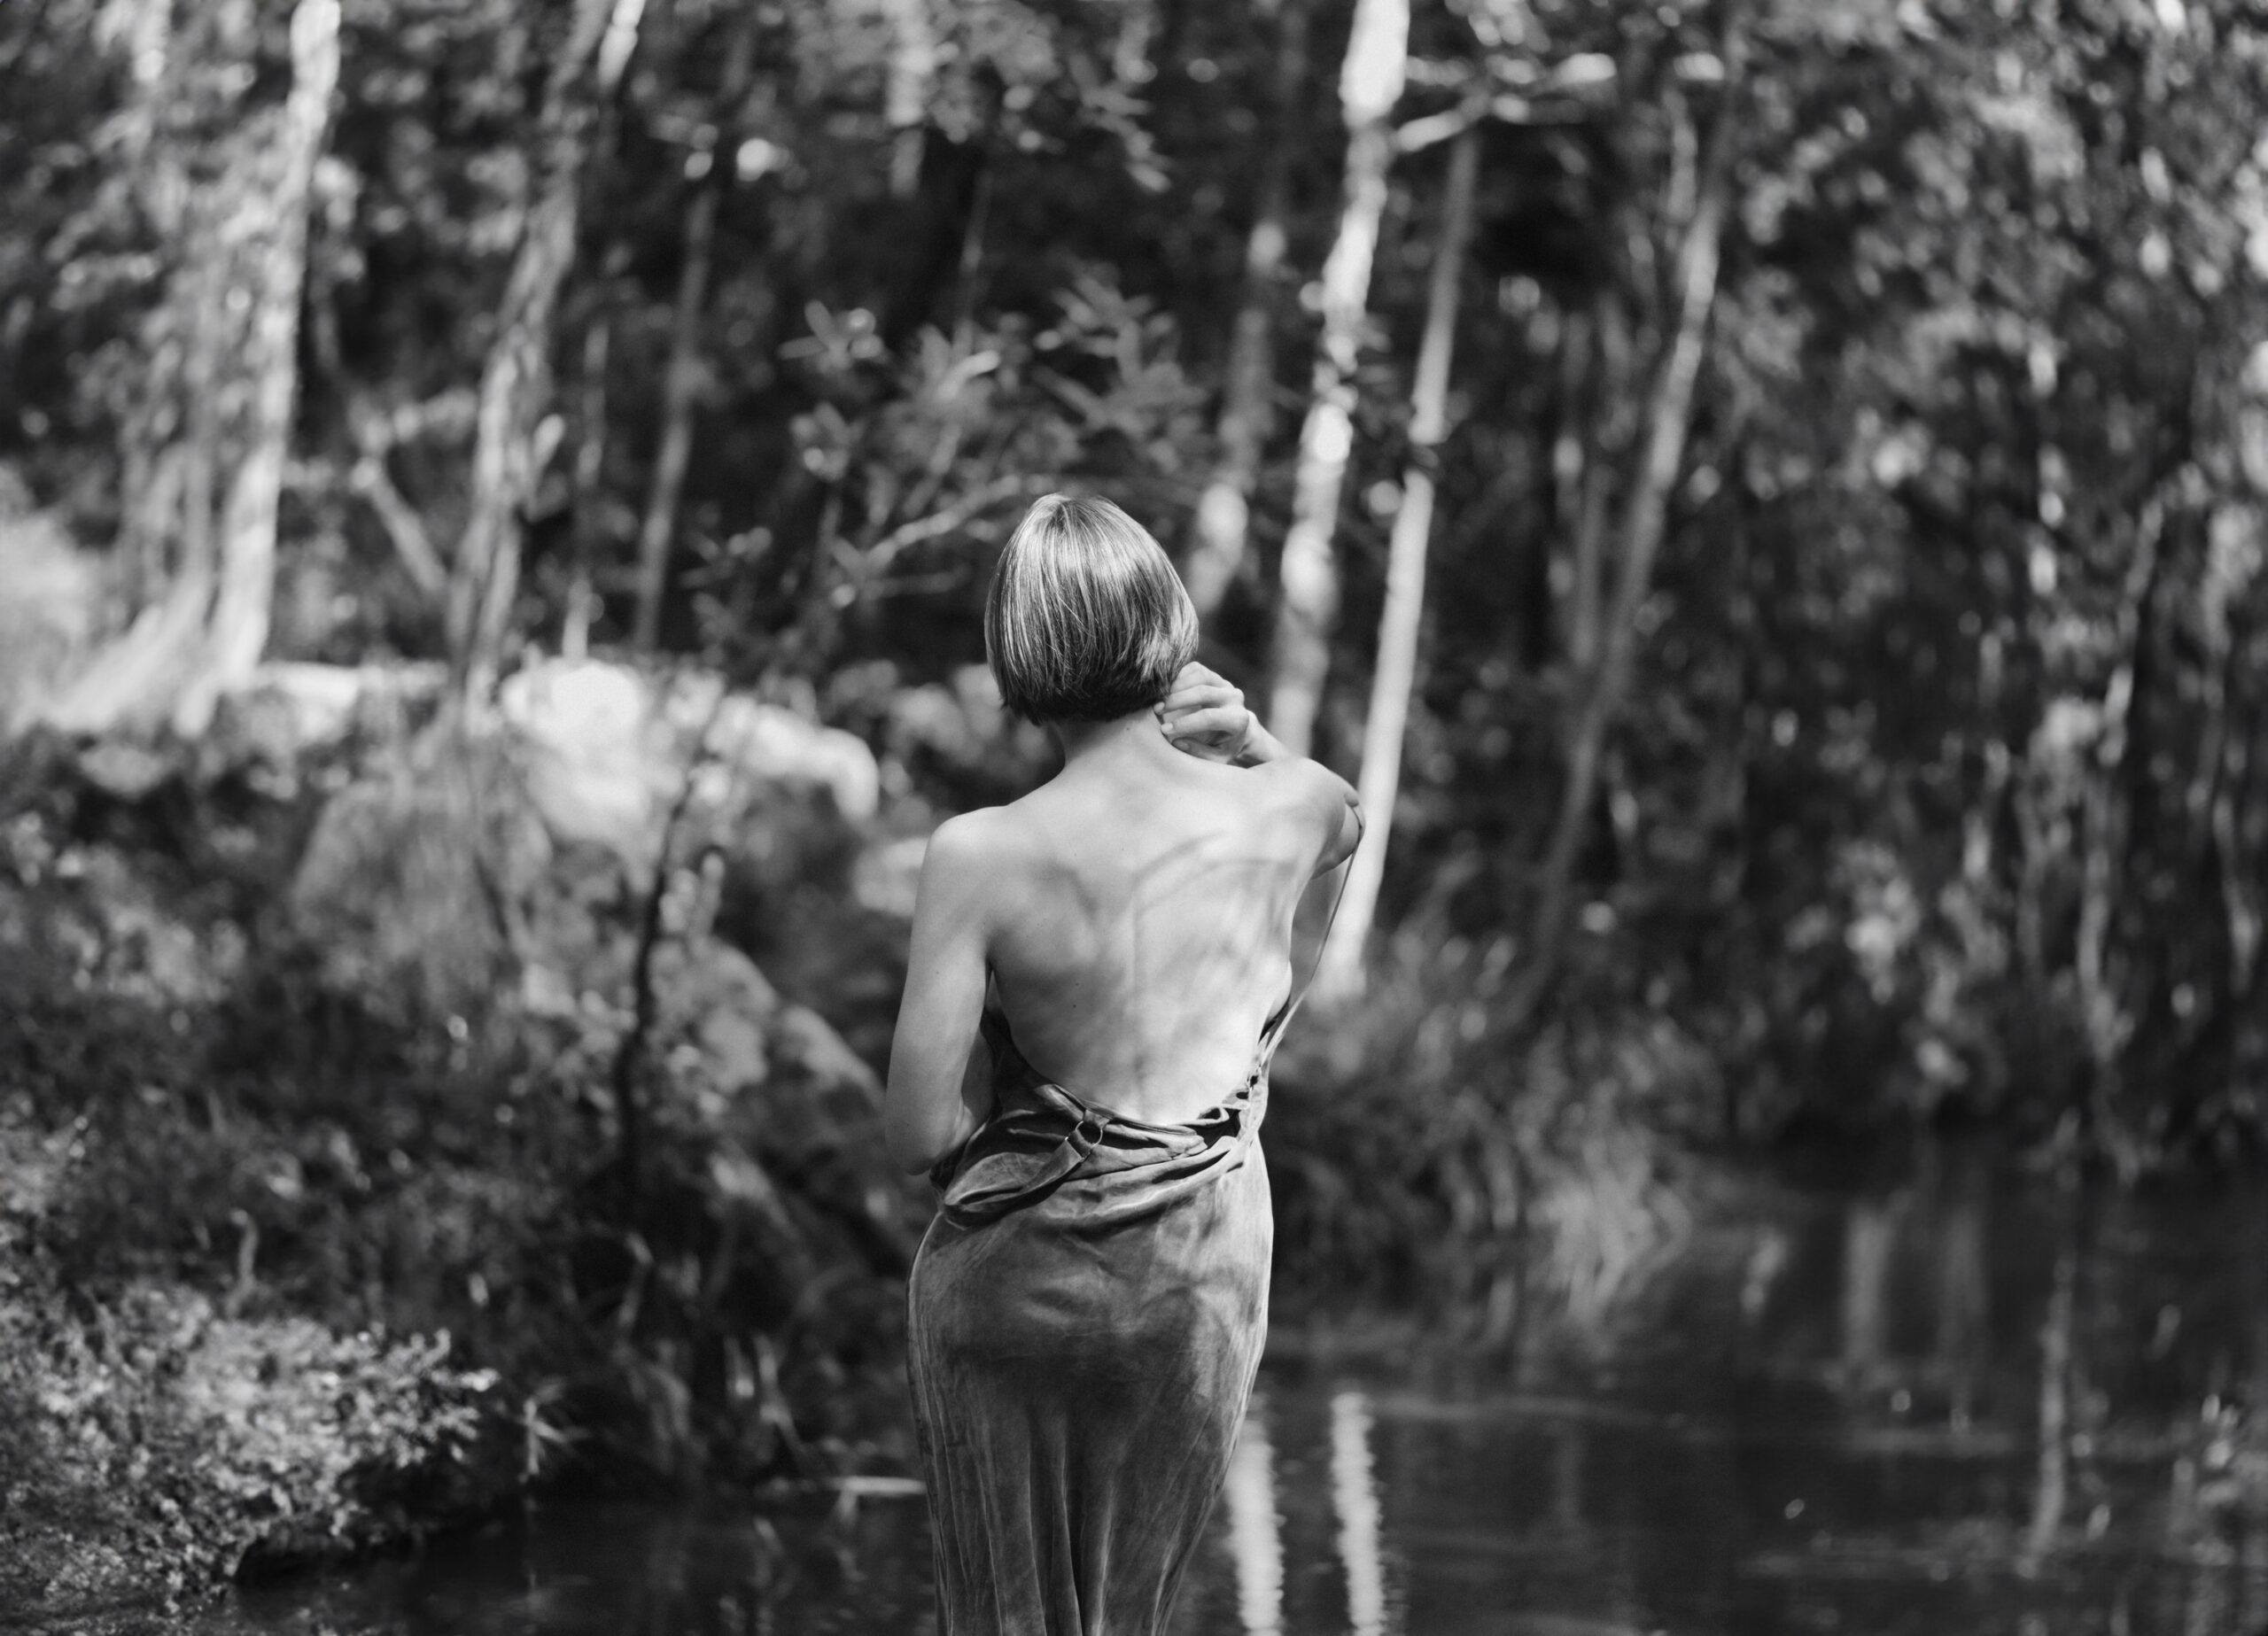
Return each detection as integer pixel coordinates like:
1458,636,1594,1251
3,0,2267,1617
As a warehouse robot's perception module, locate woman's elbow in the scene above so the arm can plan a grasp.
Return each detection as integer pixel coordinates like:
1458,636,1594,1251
884,1096,959,1175
888,1128,942,1175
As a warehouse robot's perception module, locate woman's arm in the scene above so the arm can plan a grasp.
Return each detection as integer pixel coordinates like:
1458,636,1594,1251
1159,663,1363,871
1156,663,1263,763
885,813,996,1175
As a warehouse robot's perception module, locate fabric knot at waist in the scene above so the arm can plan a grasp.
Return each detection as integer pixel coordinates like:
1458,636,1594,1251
931,1011,1265,1229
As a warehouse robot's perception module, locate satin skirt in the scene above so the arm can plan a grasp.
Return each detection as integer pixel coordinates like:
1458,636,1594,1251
907,1013,1273,1636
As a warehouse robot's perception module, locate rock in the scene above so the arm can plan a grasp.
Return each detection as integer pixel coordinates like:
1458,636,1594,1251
72,739,176,802
667,670,880,824
229,663,371,753
500,659,880,880
287,725,552,1020
284,663,890,1104
0,480,101,736
648,935,881,1112
498,660,663,868
651,936,781,1097
202,662,446,796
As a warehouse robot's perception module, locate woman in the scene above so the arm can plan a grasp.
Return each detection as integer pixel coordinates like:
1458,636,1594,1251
887,492,1361,1635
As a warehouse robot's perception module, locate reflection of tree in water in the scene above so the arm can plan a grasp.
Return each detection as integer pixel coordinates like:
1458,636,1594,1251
1223,1394,1285,1636
1331,1390,1388,1636
2022,1146,2080,1569
1930,1145,1990,1437
1837,1189,1901,1391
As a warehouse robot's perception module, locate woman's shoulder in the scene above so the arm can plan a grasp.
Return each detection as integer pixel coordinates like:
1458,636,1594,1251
921,803,1019,869
919,798,1063,887
910,809,1020,918
1243,753,1357,822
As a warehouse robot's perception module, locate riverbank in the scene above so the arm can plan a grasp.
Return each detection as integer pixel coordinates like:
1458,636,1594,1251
124,1153,2268,1635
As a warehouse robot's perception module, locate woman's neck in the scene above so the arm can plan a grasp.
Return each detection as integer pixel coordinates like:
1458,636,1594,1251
1050,709,1171,769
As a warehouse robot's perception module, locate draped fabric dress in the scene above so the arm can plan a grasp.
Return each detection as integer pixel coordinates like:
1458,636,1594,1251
906,996,1295,1636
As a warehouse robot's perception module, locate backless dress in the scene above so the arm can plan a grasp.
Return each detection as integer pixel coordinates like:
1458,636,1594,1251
905,985,1305,1636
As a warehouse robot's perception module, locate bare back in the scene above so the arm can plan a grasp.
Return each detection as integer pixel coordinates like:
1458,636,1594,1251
978,736,1340,1123
886,706,1358,1173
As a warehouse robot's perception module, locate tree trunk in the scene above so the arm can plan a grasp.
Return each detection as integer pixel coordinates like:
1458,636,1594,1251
881,0,936,198
447,0,643,702
1183,0,1309,622
1498,7,1745,1033
1263,0,1409,758
44,0,341,739
631,16,757,654
1563,295,1631,672
2073,498,2166,1178
348,430,447,601
1313,128,1477,1002
563,316,610,660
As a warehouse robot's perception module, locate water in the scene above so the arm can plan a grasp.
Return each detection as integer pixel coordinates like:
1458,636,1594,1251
210,1151,2268,1636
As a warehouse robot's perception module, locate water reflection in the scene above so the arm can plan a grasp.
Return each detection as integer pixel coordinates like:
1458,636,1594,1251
1838,1189,1900,1387
2023,1165,2080,1567
186,1152,2267,1636
1223,1395,1285,1636
1329,1388,1388,1636
1931,1148,1989,1434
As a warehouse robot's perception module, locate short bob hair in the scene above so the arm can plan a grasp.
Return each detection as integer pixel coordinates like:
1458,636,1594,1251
984,492,1198,724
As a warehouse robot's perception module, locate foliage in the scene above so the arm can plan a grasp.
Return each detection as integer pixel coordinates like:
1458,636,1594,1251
1270,915,1709,1339
0,1102,496,1609
0,729,919,1608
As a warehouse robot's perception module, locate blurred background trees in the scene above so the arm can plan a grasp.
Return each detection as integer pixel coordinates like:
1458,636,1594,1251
8,0,2262,1148
5,0,2268,1598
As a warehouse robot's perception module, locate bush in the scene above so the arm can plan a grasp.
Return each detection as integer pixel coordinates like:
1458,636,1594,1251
1266,925,1708,1344
1,1125,497,1615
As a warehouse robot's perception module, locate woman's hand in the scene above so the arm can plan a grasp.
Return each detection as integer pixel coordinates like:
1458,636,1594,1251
1156,662,1254,763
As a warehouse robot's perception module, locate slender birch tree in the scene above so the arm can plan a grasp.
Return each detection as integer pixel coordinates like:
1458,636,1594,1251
1314,128,1480,1001
1264,0,1410,758
45,0,341,738
881,0,937,199
2054,464,2178,1183
448,0,645,702
564,318,611,659
1183,0,1310,622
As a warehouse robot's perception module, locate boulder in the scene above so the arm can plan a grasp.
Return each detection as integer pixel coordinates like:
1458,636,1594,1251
284,662,892,1109
497,660,661,868
499,658,879,882
201,662,446,797
670,670,880,824
0,483,101,736
649,936,881,1108
287,725,552,1021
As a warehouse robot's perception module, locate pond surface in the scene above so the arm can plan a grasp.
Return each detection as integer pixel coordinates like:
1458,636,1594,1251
213,1150,2268,1636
